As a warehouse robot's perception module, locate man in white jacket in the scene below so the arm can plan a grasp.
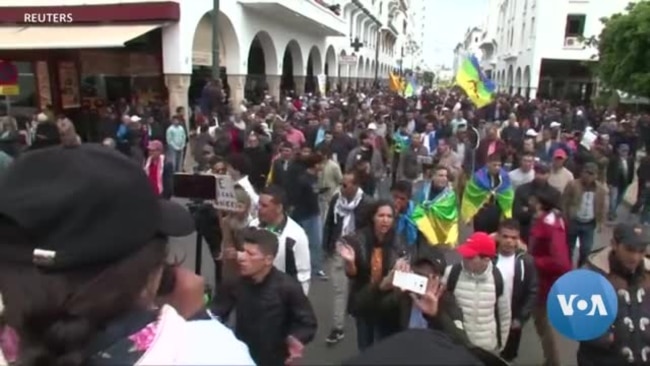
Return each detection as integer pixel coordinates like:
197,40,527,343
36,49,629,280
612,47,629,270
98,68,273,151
443,232,511,353
249,185,311,294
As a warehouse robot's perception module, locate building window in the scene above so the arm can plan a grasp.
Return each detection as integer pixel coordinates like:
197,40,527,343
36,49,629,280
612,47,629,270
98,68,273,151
379,2,383,15
475,37,478,43
521,22,526,46
565,14,586,37
0,62,36,112
530,17,535,39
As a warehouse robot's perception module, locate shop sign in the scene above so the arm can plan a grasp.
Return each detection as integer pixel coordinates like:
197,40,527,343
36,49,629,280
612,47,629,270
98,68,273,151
0,85,20,96
339,55,357,65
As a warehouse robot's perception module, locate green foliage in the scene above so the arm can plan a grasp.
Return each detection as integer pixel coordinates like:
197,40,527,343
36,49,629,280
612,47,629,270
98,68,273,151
422,71,435,84
596,1,650,97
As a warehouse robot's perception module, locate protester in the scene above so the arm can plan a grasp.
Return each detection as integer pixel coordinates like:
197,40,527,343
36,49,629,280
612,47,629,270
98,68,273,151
338,200,406,350
212,227,317,366
578,223,650,365
0,144,254,365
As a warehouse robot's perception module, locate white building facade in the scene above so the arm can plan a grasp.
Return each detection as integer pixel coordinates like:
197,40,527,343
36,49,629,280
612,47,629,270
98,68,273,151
452,27,484,76
0,0,410,117
483,0,632,99
175,0,412,110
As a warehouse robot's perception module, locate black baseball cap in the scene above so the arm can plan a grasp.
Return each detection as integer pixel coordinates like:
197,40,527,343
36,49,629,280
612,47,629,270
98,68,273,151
534,161,550,174
343,329,509,365
613,223,649,250
0,144,195,270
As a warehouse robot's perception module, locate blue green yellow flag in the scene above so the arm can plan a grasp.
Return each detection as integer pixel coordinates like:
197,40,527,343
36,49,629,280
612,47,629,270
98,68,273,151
411,187,459,246
455,55,495,108
460,167,514,223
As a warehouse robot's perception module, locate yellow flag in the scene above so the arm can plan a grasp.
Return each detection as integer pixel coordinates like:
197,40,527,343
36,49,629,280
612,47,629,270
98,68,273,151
389,72,402,93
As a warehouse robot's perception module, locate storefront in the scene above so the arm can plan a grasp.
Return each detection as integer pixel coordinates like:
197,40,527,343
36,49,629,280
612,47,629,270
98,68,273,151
0,2,179,116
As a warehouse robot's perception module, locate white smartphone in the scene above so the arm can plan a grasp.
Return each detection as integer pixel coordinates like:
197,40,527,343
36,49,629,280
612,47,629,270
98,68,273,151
392,271,428,295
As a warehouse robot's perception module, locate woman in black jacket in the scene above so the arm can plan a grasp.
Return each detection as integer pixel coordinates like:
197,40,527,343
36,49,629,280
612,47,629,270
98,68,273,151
337,200,407,351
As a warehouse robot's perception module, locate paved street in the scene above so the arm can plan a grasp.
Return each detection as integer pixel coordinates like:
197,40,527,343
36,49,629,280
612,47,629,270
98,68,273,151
167,183,640,366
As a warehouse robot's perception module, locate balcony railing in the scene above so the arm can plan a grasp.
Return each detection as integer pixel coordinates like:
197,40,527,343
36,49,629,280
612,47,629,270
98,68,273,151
313,0,341,15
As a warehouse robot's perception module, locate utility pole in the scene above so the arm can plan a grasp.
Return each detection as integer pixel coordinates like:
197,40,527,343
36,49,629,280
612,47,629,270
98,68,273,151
211,0,221,80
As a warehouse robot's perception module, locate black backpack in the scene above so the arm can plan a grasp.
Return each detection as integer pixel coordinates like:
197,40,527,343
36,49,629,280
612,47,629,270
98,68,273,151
446,263,505,349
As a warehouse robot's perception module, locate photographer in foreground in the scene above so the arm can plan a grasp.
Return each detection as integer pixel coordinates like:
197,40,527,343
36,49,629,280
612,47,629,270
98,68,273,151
0,144,254,365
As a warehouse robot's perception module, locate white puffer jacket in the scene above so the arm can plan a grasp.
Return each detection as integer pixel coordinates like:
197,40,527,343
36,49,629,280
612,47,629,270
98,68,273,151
443,262,511,352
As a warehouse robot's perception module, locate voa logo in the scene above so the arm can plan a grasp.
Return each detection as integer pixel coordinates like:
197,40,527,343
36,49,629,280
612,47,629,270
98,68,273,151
547,269,618,341
556,294,608,316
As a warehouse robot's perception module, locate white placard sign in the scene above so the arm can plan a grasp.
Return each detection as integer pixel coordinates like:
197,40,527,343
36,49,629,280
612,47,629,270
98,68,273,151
215,174,238,211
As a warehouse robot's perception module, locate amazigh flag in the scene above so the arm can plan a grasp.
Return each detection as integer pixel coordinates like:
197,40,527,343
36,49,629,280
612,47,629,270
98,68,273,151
411,187,459,246
455,55,495,108
393,133,410,153
460,167,514,223
265,154,280,186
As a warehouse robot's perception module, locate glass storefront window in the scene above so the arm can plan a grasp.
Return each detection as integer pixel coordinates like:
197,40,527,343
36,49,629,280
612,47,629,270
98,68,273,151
0,62,37,116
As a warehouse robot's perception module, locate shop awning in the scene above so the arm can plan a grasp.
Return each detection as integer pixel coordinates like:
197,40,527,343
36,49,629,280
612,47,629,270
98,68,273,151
0,24,163,49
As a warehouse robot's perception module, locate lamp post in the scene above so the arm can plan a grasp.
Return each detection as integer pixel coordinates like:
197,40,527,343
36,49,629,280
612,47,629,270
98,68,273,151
211,0,221,80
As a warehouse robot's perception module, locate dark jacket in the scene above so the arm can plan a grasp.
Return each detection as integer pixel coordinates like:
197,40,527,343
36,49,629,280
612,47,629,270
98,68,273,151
346,227,406,326
606,155,635,188
397,291,470,346
322,192,374,255
212,268,317,366
268,158,292,189
579,247,650,366
512,181,561,242
244,146,272,192
496,250,538,324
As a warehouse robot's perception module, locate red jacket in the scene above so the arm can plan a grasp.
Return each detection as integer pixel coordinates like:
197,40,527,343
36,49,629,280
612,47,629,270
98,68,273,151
529,211,572,305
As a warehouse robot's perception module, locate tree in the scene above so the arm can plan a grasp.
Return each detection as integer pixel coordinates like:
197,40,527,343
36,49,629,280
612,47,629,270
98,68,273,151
422,71,435,85
594,1,650,97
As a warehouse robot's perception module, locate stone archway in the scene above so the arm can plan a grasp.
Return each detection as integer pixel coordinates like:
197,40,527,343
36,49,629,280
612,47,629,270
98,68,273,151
514,67,522,96
245,31,278,102
506,65,514,95
306,46,323,94
364,58,370,80
281,39,304,94
523,66,531,98
324,45,337,92
357,55,364,87
190,10,241,107
370,59,376,82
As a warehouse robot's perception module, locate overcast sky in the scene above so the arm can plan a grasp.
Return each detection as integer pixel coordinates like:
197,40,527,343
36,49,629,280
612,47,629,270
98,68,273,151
422,0,488,67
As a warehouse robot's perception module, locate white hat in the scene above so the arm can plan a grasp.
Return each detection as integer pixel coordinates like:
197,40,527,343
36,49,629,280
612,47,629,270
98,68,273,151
368,122,378,130
525,128,538,137
36,113,48,122
260,122,272,134
549,121,561,129
130,115,141,123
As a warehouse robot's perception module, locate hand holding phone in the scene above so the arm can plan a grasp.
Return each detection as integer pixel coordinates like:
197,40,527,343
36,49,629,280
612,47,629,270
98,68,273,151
392,270,428,295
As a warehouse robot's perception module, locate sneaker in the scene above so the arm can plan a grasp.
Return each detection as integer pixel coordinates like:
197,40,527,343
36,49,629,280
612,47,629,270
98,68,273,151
317,270,328,280
325,329,344,344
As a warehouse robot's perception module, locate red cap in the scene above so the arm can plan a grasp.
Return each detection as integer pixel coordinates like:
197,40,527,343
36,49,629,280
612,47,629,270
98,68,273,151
553,149,567,159
457,232,496,258
147,140,163,151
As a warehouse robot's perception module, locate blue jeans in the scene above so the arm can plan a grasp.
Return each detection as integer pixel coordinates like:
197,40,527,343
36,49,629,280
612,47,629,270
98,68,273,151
167,148,183,172
568,219,596,266
355,318,392,351
298,214,323,274
608,185,626,218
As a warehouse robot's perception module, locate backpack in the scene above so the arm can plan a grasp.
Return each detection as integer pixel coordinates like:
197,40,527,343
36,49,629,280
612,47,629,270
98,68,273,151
446,263,505,349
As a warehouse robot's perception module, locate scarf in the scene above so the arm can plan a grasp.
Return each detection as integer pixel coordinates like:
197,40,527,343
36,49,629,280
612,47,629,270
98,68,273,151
334,188,364,235
144,155,164,195
396,201,418,246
